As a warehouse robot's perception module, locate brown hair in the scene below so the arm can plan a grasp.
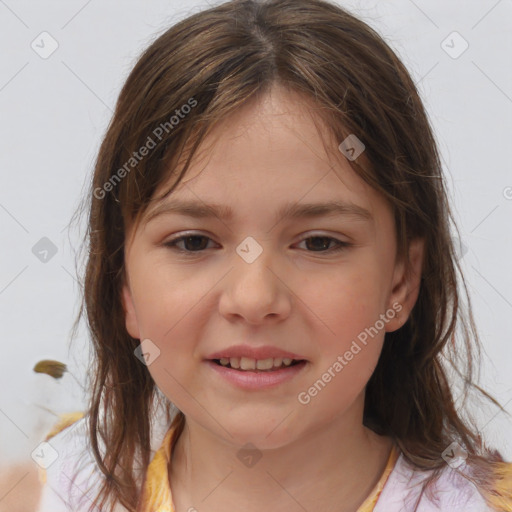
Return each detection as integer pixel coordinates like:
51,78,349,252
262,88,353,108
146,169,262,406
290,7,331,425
68,0,510,510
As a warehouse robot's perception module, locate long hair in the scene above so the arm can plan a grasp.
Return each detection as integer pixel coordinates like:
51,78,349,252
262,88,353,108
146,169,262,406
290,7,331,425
67,0,510,510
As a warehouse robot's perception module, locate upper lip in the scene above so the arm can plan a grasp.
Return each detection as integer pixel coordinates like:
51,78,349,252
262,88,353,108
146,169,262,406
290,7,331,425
206,345,306,361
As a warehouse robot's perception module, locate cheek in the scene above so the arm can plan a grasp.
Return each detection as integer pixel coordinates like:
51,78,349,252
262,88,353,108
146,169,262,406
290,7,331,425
304,259,388,344
300,333,384,417
146,362,201,417
131,264,206,337
301,255,388,393
131,268,207,380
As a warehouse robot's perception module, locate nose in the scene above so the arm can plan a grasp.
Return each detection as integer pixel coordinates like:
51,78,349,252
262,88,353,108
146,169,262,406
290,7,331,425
218,244,292,325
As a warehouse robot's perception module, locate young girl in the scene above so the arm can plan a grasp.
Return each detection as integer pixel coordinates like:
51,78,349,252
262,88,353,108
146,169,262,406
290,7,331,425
36,0,512,510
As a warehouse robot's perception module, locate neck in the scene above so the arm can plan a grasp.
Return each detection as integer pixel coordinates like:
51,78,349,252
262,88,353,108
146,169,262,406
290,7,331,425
169,399,394,512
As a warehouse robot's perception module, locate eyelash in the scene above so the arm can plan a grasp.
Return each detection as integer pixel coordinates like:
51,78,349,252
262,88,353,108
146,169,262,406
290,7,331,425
163,233,351,255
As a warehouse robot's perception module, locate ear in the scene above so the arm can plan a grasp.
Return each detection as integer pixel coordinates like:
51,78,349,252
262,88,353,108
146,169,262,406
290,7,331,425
385,237,425,333
122,281,141,339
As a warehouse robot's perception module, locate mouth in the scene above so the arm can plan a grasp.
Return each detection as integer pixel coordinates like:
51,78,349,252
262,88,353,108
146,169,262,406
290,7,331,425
210,357,305,372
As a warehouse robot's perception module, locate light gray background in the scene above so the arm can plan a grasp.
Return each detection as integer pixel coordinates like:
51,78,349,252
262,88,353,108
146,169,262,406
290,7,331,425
1,0,511,466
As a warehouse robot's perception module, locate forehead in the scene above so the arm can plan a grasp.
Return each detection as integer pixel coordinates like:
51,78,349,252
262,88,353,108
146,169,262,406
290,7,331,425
142,86,389,232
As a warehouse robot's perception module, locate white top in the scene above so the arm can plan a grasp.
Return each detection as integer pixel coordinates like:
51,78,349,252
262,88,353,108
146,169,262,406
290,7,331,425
36,417,105,511
374,451,494,511
36,416,495,512
36,408,170,512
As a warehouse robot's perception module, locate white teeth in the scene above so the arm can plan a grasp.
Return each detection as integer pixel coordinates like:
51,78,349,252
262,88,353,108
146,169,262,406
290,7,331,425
256,358,274,370
216,356,300,370
240,357,256,370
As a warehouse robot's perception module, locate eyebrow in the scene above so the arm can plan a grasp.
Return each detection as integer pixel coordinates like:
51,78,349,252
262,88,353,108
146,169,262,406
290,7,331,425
144,198,373,226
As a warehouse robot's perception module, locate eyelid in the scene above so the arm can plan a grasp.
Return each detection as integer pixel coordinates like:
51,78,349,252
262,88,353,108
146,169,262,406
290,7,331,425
295,230,350,242
164,230,214,241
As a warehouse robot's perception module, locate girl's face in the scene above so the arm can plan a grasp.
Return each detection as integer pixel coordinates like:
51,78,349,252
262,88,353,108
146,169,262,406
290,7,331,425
122,85,424,448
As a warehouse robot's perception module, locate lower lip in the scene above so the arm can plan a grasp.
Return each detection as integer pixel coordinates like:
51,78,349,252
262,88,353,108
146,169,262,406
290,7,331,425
205,360,308,390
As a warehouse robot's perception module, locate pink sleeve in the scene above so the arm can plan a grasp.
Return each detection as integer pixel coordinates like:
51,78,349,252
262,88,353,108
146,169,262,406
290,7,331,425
374,453,495,512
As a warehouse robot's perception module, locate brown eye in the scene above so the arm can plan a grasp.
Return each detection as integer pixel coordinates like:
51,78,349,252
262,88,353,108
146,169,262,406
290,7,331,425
164,234,216,253
298,236,351,253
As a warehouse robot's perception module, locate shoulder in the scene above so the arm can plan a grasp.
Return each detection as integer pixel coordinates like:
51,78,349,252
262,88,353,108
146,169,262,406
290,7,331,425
375,451,499,512
36,412,116,512
35,406,172,512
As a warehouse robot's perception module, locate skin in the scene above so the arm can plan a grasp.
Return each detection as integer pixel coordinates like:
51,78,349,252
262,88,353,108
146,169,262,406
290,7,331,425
122,85,424,512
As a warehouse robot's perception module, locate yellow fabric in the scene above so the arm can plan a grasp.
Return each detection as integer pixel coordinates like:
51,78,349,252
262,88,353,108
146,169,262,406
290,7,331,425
356,445,400,511
138,425,180,512
484,461,512,512
43,411,86,442
138,426,400,512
